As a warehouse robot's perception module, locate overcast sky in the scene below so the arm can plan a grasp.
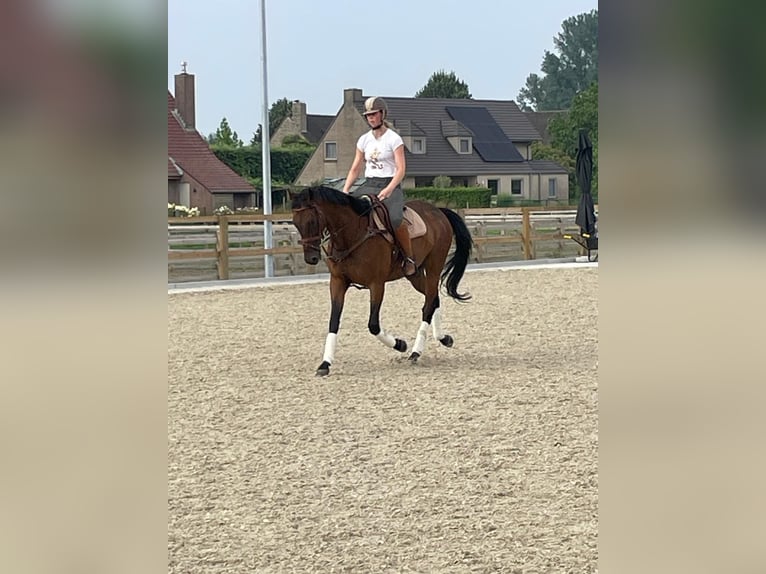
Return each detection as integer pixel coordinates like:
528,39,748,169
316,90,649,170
168,0,597,140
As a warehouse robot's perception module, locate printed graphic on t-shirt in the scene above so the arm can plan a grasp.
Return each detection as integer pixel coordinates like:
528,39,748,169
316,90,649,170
368,147,383,170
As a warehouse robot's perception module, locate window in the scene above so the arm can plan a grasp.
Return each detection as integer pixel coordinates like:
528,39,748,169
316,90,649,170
413,138,426,154
459,138,470,154
548,178,557,198
511,179,522,195
324,141,337,160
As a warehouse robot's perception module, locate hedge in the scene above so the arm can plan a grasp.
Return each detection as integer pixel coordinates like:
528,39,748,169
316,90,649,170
212,146,314,186
403,186,492,208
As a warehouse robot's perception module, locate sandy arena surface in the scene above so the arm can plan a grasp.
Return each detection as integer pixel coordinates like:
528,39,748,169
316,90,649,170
168,267,598,573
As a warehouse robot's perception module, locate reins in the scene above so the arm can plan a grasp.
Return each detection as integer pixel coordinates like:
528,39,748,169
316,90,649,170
296,197,386,263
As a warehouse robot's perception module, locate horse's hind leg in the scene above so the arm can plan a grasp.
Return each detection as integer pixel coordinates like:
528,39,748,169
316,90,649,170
430,303,453,348
368,282,408,353
408,271,441,362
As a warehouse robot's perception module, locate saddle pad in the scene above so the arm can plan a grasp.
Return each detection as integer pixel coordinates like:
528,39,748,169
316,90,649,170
371,206,427,239
402,206,427,238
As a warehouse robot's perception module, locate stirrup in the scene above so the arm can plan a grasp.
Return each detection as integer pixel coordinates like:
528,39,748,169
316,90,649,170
403,257,417,277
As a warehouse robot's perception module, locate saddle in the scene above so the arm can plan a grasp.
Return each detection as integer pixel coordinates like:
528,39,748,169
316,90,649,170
369,201,427,243
322,196,426,264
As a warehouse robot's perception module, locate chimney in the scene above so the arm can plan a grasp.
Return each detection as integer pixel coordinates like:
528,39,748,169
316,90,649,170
174,62,195,129
292,100,307,133
343,88,363,108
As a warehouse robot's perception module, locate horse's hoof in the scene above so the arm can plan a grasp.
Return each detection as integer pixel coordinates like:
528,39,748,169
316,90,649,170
394,339,407,353
439,335,454,348
408,352,420,362
316,361,331,377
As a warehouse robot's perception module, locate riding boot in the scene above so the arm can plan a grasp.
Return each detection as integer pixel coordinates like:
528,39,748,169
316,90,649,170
394,223,417,276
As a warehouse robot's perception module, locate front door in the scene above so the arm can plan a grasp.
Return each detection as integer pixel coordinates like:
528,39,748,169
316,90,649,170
487,179,499,194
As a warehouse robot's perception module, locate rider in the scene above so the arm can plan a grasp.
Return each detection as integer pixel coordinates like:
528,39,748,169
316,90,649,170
342,96,416,277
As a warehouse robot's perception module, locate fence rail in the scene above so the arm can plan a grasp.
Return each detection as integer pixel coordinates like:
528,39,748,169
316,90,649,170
168,206,597,283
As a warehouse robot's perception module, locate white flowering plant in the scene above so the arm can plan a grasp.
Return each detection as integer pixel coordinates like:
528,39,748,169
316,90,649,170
168,203,200,217
213,206,259,215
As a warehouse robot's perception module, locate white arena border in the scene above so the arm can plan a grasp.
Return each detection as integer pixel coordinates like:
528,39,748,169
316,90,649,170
169,257,597,295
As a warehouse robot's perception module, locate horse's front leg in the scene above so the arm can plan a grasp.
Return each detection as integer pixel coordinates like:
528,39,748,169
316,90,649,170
317,275,349,376
368,282,407,353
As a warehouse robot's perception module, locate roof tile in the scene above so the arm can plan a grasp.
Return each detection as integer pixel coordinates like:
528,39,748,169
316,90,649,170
168,92,254,192
353,96,560,176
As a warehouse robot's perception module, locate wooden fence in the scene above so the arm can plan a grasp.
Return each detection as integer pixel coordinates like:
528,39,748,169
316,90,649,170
168,206,597,283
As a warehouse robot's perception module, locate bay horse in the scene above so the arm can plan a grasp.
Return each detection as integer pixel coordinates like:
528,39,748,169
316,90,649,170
290,185,472,377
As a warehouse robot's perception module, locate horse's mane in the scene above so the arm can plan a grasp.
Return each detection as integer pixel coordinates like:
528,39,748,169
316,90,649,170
293,185,370,215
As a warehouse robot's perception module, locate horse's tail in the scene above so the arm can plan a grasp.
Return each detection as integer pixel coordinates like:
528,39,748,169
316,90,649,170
439,208,473,302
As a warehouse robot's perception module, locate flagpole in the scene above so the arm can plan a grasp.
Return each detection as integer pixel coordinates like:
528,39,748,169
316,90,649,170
260,0,274,277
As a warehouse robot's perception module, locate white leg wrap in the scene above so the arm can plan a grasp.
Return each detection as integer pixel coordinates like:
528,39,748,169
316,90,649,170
322,333,337,364
375,330,396,348
412,321,429,355
431,308,444,341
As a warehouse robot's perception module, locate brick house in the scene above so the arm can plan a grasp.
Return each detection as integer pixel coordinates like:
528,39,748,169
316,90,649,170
295,89,569,202
168,71,255,215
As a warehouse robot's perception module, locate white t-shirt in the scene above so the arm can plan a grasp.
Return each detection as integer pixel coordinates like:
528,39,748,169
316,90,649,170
357,128,404,178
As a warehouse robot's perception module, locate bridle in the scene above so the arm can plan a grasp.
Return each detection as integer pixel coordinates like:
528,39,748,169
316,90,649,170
293,200,384,263
293,205,325,255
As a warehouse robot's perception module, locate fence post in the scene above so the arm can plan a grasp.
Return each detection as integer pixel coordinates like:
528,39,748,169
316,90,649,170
289,232,300,275
475,222,485,263
522,208,534,260
216,215,229,280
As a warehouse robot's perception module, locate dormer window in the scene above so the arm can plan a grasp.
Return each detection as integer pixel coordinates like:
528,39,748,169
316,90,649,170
445,135,473,155
413,138,426,154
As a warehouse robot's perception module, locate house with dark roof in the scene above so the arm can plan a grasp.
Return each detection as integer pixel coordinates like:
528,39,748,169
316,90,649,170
295,88,569,202
270,100,334,146
168,70,255,214
523,110,567,145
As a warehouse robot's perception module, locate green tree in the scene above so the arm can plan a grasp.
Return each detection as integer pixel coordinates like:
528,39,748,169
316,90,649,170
269,97,293,131
211,117,243,147
518,10,598,111
531,142,575,173
547,82,599,200
249,97,295,144
249,126,261,146
415,70,472,99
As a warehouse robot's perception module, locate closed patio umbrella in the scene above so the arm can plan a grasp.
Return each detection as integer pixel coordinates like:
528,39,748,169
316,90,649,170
574,129,597,256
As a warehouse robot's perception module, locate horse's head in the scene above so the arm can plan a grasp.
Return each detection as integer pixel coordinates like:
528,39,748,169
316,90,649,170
290,189,323,265
291,186,375,265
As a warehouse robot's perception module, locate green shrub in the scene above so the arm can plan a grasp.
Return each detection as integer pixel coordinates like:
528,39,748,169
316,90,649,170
495,195,569,207
403,187,492,208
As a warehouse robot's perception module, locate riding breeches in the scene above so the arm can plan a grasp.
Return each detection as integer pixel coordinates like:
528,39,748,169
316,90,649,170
351,177,404,228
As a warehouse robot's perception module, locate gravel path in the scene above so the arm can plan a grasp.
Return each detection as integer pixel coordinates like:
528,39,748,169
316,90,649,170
169,267,598,573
